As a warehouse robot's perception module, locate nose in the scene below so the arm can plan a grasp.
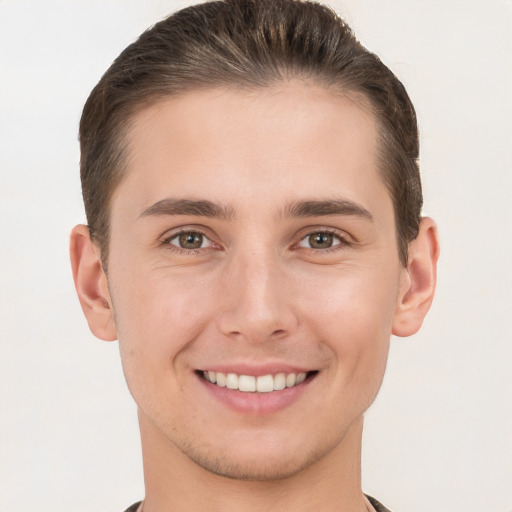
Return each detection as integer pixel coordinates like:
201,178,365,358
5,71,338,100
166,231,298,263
216,249,298,344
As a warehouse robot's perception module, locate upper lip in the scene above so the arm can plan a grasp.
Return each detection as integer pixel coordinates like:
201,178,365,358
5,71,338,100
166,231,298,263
197,362,314,377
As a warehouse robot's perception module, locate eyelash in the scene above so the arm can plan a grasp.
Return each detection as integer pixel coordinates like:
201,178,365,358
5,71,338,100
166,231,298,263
162,229,214,254
161,227,351,255
296,228,351,253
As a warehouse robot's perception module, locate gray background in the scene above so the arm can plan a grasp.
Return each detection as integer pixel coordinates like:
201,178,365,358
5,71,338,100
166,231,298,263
1,1,511,511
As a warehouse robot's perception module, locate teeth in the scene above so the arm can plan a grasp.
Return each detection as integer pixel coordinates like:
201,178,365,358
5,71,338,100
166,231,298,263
256,374,274,393
274,373,286,391
202,370,310,392
285,373,296,388
216,372,226,387
226,373,238,389
239,375,256,392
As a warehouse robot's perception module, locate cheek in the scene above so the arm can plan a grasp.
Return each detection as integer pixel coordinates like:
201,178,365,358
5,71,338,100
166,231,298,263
110,268,217,395
297,263,399,386
299,260,400,336
114,264,216,336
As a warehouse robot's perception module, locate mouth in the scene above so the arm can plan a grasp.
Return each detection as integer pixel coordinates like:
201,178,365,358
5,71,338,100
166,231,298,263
198,370,317,393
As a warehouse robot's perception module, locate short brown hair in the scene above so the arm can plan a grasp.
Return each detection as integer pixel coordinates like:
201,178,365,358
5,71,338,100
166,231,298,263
79,0,422,267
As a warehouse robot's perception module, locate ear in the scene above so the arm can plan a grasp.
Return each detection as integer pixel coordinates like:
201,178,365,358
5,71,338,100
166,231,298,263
392,217,440,337
70,224,117,341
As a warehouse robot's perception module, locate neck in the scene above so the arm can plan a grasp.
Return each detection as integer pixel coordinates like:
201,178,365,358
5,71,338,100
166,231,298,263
138,411,368,512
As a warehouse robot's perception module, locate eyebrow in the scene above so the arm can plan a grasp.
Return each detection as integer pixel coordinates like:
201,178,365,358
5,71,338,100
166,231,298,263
283,199,374,221
139,198,235,220
139,197,373,222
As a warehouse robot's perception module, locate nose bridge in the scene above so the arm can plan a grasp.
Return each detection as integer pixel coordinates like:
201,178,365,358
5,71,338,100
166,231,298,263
217,245,296,342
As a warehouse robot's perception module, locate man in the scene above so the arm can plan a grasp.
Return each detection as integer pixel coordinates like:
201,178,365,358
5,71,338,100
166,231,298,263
70,1,439,511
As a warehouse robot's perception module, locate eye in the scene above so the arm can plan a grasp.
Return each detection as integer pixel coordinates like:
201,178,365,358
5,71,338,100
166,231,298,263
298,231,344,250
167,231,212,250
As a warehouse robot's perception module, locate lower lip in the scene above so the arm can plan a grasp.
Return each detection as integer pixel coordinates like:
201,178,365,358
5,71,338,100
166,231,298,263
198,374,316,415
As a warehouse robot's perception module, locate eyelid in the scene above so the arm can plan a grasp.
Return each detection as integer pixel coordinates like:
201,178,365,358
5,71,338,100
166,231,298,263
158,224,354,254
168,231,212,249
160,225,219,251
295,226,353,250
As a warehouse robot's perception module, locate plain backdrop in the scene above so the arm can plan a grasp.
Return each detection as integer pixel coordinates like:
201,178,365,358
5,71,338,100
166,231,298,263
0,1,511,511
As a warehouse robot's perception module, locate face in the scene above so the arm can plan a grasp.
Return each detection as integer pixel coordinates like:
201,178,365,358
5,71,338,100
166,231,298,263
105,82,408,479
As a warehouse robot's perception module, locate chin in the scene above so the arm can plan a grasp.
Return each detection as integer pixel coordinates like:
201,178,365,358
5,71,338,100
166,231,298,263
185,447,319,481
171,427,335,482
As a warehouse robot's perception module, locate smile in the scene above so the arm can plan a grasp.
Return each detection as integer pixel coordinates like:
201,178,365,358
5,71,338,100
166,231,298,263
201,371,312,393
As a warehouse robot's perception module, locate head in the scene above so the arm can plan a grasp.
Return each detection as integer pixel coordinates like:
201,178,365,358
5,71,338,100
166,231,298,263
71,0,438,485
79,0,421,270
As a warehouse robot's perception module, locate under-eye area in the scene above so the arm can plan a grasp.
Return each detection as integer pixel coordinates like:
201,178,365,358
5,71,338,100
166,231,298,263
197,370,318,393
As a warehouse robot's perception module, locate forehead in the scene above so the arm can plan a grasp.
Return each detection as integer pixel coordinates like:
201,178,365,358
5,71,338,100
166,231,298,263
113,81,391,223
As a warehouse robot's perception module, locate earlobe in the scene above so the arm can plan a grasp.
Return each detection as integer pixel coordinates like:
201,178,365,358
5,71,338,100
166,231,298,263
392,217,440,337
70,225,117,341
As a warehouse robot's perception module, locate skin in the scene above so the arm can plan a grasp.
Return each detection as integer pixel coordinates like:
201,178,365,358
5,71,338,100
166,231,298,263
71,81,439,512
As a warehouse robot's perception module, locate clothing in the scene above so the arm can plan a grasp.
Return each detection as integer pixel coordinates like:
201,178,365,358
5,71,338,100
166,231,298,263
124,501,142,512
123,503,141,512
367,494,392,512
123,495,391,512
